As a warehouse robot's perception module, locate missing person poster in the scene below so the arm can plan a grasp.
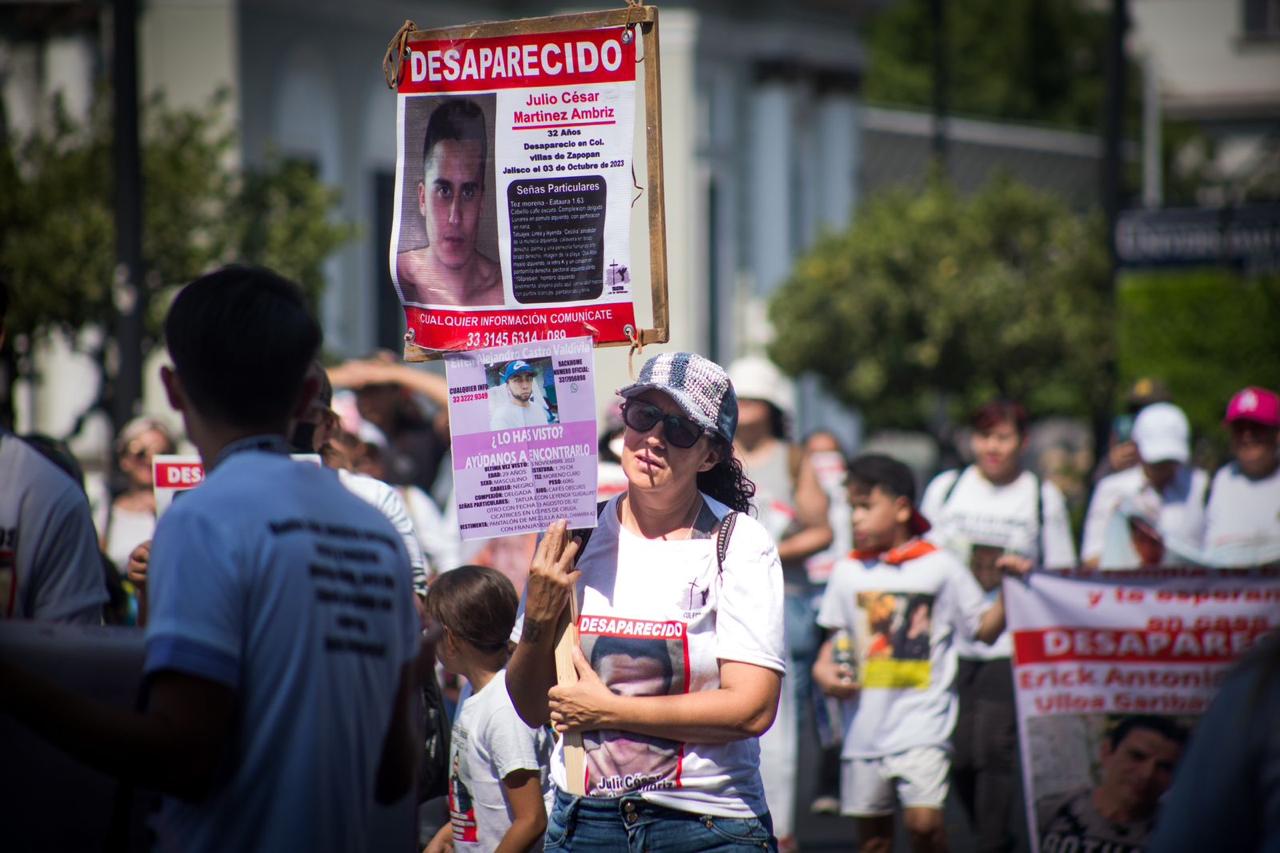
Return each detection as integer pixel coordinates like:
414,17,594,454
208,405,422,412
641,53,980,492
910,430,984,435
152,455,204,517
1005,569,1280,853
445,336,598,539
391,26,639,355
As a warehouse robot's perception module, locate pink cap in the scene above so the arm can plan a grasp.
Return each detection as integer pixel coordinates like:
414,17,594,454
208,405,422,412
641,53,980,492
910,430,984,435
1225,386,1280,428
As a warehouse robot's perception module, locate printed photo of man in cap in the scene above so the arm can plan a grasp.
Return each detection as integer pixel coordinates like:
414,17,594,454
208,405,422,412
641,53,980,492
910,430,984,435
488,359,553,431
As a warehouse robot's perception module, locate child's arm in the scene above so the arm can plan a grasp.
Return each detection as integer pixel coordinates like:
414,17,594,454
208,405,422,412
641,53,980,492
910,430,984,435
423,823,453,853
812,632,859,699
495,769,547,853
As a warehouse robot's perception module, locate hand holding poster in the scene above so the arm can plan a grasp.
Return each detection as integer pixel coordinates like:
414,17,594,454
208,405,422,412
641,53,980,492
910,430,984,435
445,336,598,539
1005,569,1280,853
391,18,649,355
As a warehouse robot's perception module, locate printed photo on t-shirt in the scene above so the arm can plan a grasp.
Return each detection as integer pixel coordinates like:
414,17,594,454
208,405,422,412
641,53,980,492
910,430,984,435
448,740,479,843
854,591,935,688
577,616,689,796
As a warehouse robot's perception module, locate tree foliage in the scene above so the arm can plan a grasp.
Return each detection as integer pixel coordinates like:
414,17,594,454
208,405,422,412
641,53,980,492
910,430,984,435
1117,268,1280,455
0,90,356,349
767,178,1113,433
863,0,1118,131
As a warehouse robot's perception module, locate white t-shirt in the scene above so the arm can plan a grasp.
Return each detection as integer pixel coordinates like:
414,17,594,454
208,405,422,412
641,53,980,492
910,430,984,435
1081,465,1209,567
523,493,785,818
1203,462,1280,567
0,431,106,623
920,467,1077,659
337,467,429,597
448,670,551,853
101,505,156,577
144,440,420,853
816,541,987,759
489,387,551,431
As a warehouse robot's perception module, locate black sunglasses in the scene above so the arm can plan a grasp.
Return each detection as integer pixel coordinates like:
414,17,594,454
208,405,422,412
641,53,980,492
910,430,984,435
621,401,705,448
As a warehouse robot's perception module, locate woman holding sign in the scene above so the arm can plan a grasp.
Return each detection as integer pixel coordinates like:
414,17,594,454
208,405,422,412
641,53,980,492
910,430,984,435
508,352,786,851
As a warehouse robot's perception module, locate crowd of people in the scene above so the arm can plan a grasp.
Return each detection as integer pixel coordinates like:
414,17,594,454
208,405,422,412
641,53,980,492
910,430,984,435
0,266,1277,853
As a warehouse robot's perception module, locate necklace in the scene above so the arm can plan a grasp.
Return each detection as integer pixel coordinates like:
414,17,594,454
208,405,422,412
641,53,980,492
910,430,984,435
623,492,704,540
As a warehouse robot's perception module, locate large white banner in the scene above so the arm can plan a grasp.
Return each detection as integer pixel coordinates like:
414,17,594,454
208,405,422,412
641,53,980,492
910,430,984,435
1005,569,1280,853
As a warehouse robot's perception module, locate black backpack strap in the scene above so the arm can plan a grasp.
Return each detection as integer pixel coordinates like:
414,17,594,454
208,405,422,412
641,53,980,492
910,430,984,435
941,466,967,506
1033,472,1045,560
715,511,738,576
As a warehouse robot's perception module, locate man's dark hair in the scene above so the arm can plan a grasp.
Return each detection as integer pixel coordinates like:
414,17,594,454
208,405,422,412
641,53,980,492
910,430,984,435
422,99,487,186
972,399,1029,437
846,453,919,504
164,266,321,429
1107,714,1190,750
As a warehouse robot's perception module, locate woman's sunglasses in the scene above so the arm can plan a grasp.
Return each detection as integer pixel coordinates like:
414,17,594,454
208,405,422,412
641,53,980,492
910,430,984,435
621,401,705,448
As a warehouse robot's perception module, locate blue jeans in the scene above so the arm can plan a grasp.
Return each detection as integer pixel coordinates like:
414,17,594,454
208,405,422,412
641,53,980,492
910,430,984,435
545,788,777,852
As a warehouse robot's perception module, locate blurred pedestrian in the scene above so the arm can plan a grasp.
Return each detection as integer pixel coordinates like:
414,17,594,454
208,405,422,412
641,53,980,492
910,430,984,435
98,417,175,582
920,400,1076,853
0,276,106,623
331,354,452,497
1092,378,1171,485
1081,403,1208,568
0,265,421,852
728,355,832,850
1203,386,1280,566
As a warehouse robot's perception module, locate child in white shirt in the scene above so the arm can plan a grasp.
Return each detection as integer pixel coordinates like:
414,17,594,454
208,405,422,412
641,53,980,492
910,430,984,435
424,566,550,853
813,454,1025,853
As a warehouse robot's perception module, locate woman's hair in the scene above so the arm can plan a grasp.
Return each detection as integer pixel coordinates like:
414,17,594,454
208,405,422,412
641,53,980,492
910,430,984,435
114,416,176,458
696,438,756,513
425,565,518,655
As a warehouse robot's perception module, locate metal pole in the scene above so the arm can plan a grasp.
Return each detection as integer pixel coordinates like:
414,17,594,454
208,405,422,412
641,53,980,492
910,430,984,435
930,0,948,175
112,0,145,432
1103,0,1128,267
1141,54,1163,209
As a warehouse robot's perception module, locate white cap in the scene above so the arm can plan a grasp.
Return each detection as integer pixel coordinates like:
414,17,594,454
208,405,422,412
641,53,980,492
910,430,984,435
1132,402,1190,464
727,356,795,419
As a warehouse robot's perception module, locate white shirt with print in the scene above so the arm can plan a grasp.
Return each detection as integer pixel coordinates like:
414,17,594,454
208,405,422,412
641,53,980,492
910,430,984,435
448,670,550,853
1203,462,1280,567
522,493,785,819
816,542,987,759
920,467,1077,659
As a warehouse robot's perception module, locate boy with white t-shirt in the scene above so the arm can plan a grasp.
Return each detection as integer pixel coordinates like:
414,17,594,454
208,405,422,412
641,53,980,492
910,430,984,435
814,454,1023,853
1204,386,1280,566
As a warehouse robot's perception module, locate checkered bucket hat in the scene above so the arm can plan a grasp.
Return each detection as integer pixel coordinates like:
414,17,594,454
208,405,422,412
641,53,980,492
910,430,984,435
617,352,738,443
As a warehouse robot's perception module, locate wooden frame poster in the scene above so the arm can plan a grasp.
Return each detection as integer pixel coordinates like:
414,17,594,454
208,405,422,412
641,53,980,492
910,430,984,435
387,7,669,361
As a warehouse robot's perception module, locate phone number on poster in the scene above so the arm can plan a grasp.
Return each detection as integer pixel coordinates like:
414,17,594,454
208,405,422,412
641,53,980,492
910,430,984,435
464,329,568,348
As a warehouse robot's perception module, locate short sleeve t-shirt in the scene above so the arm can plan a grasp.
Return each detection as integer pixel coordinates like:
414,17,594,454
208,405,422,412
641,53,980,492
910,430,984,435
0,431,107,623
542,493,785,819
816,541,987,759
144,442,420,853
1203,462,1280,567
920,467,1077,659
448,670,551,852
1037,789,1154,853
